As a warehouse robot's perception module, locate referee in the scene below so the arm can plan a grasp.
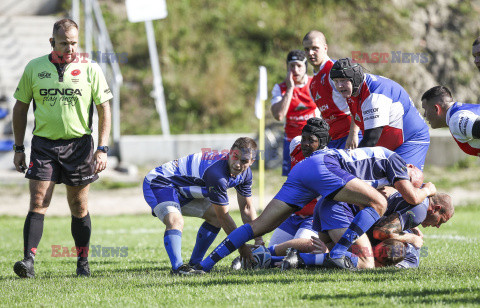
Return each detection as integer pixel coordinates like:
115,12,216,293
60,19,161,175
12,19,112,277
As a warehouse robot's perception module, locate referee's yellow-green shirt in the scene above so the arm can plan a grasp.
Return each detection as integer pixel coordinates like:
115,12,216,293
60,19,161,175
14,54,113,140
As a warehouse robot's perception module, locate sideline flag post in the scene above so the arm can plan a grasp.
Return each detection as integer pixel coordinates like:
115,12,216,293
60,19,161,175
255,66,268,209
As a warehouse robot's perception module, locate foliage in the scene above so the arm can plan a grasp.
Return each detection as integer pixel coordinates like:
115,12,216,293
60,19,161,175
92,0,423,134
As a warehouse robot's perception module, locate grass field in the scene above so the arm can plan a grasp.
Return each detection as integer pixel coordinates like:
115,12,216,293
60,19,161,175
1,203,479,307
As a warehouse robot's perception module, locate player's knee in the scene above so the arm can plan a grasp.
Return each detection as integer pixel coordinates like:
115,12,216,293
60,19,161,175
163,213,184,230
30,195,51,211
371,197,387,216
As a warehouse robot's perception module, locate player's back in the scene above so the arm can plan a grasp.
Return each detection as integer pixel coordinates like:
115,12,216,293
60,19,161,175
362,74,429,143
145,151,227,188
304,147,410,188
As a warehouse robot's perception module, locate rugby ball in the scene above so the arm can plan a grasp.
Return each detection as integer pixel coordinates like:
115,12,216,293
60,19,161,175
241,246,272,269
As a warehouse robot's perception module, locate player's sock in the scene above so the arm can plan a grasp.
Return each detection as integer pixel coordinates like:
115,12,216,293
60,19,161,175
300,251,358,267
200,224,254,272
189,222,220,265
330,207,380,259
23,212,45,261
164,229,183,270
267,245,277,256
71,213,91,261
270,256,284,265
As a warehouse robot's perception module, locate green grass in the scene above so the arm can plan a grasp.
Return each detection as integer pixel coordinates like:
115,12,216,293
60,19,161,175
1,204,479,307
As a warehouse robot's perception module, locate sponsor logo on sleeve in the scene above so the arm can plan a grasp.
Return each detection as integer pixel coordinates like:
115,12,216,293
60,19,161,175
459,116,469,136
38,71,51,79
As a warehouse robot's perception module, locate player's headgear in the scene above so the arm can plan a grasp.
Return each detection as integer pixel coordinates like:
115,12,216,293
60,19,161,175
302,117,330,149
287,50,308,69
330,57,364,93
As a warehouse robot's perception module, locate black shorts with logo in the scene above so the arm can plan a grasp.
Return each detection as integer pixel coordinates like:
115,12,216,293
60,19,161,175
26,135,99,186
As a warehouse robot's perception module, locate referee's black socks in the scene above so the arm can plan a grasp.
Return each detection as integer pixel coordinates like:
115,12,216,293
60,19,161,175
23,211,45,261
71,212,91,261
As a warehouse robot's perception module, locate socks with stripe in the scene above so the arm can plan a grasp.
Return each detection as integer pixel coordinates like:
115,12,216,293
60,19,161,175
189,222,221,266
200,224,254,272
164,229,183,270
330,207,380,259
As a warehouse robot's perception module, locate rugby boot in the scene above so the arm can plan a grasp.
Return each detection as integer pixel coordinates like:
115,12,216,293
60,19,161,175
281,248,306,270
14,258,35,278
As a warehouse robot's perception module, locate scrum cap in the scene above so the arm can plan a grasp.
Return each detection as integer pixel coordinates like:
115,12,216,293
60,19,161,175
302,117,330,149
330,57,364,93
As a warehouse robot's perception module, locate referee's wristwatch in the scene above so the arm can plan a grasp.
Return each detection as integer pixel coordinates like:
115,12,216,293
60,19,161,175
97,146,109,153
13,144,25,153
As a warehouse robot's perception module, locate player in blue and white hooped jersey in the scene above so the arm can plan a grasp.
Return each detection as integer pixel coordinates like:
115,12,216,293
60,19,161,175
289,186,453,269
422,86,480,157
197,145,437,272
143,137,263,275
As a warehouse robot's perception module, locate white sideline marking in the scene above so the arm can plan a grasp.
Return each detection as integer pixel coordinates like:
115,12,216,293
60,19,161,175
96,228,158,235
424,234,478,242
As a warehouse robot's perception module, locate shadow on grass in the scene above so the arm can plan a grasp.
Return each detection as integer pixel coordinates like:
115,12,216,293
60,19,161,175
304,287,480,305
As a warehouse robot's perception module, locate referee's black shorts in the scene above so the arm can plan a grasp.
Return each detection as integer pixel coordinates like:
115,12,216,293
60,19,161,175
26,134,99,186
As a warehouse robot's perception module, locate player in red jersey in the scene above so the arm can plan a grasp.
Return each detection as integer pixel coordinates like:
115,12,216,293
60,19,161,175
271,50,318,176
302,30,362,150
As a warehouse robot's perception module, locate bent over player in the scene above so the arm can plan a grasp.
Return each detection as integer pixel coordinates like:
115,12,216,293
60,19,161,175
143,137,263,275
12,19,112,278
197,137,435,272
422,86,480,156
330,58,430,170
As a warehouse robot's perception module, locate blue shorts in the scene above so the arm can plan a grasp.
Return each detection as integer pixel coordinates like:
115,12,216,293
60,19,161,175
275,154,356,208
143,179,179,210
277,214,314,235
312,198,359,232
282,137,291,176
327,132,363,150
395,141,429,171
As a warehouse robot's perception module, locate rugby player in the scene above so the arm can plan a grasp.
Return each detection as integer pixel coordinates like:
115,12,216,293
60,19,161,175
282,186,453,269
270,50,318,176
422,86,480,156
302,30,362,149
197,139,436,272
330,58,430,170
142,137,263,275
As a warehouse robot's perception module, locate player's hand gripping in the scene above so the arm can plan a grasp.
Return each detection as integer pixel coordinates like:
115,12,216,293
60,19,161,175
238,244,255,269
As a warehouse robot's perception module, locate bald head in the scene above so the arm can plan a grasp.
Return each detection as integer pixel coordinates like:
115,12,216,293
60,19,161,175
422,193,454,228
303,30,327,45
302,30,328,69
432,193,454,217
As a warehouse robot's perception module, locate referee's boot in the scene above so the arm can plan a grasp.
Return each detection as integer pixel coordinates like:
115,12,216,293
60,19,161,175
77,259,91,277
14,258,35,278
